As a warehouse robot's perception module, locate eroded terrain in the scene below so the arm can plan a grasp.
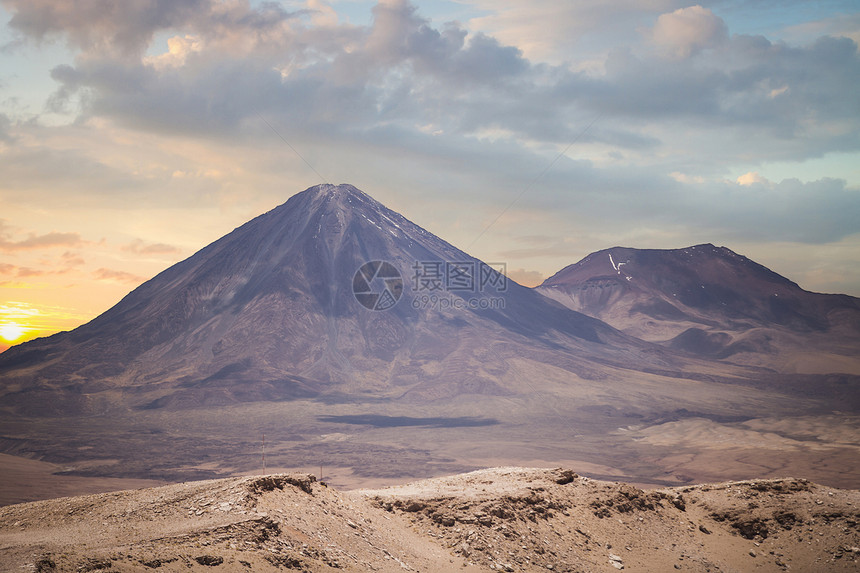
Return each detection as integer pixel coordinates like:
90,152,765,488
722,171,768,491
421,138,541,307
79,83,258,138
1,468,858,572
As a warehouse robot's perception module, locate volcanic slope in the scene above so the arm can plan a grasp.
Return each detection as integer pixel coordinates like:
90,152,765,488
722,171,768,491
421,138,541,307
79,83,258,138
0,183,667,414
537,244,860,374
0,467,858,573
0,185,858,500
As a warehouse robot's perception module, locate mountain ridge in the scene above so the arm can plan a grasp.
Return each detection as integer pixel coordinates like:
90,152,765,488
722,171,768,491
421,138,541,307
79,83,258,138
536,243,860,371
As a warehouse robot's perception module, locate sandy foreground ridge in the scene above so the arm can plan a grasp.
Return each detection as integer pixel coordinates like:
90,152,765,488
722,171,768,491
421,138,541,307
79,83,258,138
0,467,858,572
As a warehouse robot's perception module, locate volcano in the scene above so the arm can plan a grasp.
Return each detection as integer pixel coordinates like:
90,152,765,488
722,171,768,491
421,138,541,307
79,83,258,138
0,184,661,414
1,185,858,500
537,244,860,372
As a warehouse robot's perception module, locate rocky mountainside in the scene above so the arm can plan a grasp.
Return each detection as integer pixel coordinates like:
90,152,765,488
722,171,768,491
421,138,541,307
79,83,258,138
0,184,670,416
1,467,857,572
537,244,860,372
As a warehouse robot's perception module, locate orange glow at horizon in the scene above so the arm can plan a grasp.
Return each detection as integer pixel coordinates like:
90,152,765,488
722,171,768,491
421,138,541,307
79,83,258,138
0,302,92,351
0,322,27,343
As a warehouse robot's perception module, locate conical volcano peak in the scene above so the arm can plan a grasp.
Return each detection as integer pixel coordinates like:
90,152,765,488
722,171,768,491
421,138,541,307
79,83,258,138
308,183,367,201
302,182,388,211
289,183,398,224
282,183,431,250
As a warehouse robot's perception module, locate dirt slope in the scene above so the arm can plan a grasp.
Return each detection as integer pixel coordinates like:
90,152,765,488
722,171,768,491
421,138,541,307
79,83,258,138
0,467,857,572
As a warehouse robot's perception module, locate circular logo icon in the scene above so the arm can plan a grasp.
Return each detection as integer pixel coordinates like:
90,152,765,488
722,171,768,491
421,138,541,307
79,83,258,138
353,261,403,311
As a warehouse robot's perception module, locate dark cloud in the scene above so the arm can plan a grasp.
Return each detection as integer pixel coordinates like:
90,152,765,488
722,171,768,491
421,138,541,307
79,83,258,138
31,0,856,167
1,0,318,61
2,0,209,56
575,34,860,138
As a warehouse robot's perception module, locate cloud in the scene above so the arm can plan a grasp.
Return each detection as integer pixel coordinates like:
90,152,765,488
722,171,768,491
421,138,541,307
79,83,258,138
0,301,40,318
0,251,86,279
782,12,860,47
670,171,705,184
5,232,82,250
501,162,860,246
720,177,860,243
121,239,182,256
142,35,202,70
93,268,147,284
14,266,44,277
0,221,83,251
60,251,86,267
1,0,315,61
645,176,860,244
0,141,150,202
2,0,211,57
650,5,728,58
33,0,535,147
6,0,859,161
464,0,679,64
23,0,852,252
27,0,856,173
736,172,769,186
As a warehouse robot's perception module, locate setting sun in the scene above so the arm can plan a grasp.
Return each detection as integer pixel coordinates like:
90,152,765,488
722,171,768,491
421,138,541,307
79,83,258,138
0,322,27,343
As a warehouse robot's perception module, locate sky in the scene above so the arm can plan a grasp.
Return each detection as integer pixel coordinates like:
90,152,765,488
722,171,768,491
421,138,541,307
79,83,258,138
0,0,859,350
